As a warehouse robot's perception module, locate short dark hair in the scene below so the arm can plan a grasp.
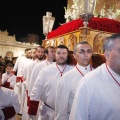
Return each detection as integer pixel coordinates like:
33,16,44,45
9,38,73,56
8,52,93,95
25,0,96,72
32,48,37,50
25,48,31,52
6,63,13,68
12,57,17,61
37,45,45,49
45,46,55,54
56,45,69,52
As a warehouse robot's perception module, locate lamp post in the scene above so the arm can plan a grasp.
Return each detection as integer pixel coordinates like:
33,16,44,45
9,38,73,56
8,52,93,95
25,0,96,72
79,0,97,41
43,12,55,39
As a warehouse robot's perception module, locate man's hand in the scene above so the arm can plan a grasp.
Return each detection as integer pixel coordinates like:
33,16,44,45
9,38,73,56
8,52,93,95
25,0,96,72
15,82,21,87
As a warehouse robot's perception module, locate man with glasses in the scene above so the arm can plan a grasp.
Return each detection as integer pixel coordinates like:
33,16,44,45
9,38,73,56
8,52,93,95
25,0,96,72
69,33,120,120
28,45,74,120
55,41,93,120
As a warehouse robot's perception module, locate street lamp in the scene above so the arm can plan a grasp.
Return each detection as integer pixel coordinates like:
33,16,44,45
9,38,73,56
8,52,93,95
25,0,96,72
43,12,55,39
79,0,97,41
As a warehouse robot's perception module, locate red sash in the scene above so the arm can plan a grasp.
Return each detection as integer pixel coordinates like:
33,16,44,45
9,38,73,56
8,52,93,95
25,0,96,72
16,76,24,83
2,74,13,89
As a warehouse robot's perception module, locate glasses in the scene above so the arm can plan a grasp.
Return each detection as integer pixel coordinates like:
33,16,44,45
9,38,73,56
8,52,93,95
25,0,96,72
78,49,92,54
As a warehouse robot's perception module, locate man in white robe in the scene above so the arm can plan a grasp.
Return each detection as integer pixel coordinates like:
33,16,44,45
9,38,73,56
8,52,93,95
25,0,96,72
2,63,16,90
0,76,20,120
69,33,120,120
20,47,38,117
28,46,55,98
55,41,93,120
28,45,74,120
13,48,32,114
13,48,32,76
27,46,55,120
22,46,45,120
23,46,45,93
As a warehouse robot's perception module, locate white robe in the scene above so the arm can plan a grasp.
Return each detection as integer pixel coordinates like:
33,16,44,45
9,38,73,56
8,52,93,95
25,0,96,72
29,63,74,120
13,56,31,76
23,59,40,90
13,56,32,114
2,73,16,89
22,59,40,120
0,87,20,120
28,60,54,97
69,63,120,120
28,60,55,120
55,64,93,120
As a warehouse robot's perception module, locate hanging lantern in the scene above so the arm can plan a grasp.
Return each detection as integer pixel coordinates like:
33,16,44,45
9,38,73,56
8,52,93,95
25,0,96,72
43,12,55,39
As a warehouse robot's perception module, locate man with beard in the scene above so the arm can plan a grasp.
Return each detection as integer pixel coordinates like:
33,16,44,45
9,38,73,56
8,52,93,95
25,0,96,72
27,46,55,120
23,46,45,91
21,46,45,120
28,46,55,101
13,48,32,115
13,48,32,76
55,41,93,120
13,46,43,115
28,45,74,120
69,33,120,120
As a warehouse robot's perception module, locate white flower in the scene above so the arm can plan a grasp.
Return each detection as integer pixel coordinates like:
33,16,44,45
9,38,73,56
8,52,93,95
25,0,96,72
64,6,72,20
100,9,105,17
64,0,80,22
116,9,120,16
98,5,120,19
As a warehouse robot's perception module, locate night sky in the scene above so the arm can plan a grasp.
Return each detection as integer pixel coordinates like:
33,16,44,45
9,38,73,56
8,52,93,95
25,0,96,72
0,0,67,44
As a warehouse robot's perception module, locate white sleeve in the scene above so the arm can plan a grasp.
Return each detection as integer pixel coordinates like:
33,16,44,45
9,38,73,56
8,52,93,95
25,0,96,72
69,78,91,120
9,90,20,114
30,69,44,101
55,78,70,120
23,65,28,80
28,65,39,96
26,63,33,89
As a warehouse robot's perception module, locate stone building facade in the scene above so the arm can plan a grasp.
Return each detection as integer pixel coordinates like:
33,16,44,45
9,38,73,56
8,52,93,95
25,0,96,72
0,30,39,59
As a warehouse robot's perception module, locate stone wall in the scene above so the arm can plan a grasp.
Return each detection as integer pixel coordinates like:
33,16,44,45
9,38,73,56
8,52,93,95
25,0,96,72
0,30,39,58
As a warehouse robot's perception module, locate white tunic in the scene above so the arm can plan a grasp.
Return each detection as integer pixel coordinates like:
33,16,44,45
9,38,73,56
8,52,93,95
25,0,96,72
2,73,16,89
0,87,20,120
13,56,31,114
28,60,54,96
55,64,92,120
13,56,31,76
22,59,40,120
23,59,40,90
30,63,74,120
69,63,120,120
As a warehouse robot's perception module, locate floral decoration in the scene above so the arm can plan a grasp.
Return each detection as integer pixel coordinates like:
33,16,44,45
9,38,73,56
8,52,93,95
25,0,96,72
96,5,120,19
47,17,120,39
64,0,79,22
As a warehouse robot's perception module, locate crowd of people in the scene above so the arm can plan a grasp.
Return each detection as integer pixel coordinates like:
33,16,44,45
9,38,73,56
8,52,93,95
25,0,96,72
0,33,120,120
0,56,17,73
